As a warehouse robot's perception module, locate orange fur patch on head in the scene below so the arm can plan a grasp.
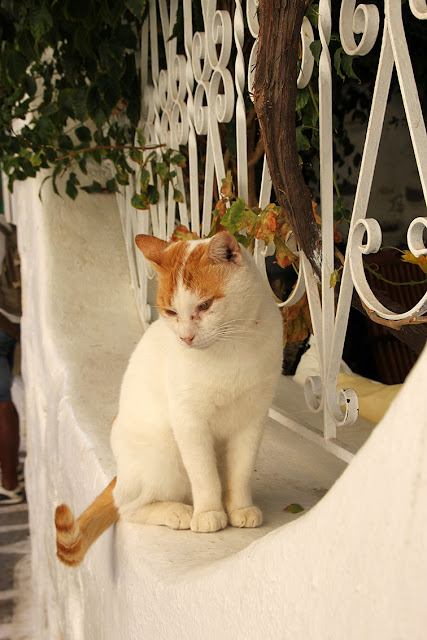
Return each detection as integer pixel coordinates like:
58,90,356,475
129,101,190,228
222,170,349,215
155,241,191,310
181,243,228,302
157,241,232,310
136,232,241,313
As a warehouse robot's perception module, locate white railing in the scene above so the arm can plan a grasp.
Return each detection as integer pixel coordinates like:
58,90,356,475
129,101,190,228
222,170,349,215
115,0,427,462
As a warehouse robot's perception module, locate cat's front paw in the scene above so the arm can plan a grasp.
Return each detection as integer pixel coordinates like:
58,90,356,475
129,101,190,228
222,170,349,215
228,506,263,528
164,503,194,530
191,510,228,533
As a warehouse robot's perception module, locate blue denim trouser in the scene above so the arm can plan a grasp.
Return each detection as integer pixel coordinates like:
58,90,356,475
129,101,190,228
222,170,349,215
0,328,16,402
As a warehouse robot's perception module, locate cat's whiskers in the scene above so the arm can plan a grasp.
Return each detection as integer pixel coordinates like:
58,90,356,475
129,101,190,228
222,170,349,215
215,327,265,344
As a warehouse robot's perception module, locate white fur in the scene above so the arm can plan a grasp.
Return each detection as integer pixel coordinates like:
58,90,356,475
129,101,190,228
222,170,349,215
111,240,283,532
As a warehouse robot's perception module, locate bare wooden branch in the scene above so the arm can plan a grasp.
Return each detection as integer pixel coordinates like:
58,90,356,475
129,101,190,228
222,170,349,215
253,0,321,278
351,291,427,355
360,301,427,328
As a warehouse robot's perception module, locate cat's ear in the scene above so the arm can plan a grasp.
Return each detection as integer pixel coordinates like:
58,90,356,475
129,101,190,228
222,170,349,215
135,234,168,269
208,231,242,266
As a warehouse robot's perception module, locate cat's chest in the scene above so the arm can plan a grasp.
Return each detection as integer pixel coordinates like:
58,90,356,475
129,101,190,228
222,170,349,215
168,345,263,405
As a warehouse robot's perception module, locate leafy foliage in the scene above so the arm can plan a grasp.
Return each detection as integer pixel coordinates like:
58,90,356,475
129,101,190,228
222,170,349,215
0,0,148,197
209,171,298,271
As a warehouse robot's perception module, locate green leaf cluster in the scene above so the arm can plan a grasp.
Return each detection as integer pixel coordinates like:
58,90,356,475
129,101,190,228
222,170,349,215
0,0,147,195
209,172,298,272
129,142,185,210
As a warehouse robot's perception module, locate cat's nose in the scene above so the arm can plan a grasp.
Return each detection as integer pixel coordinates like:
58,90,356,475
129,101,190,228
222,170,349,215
180,335,195,345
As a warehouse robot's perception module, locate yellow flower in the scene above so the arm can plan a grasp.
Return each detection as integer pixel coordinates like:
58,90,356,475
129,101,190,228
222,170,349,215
401,251,427,274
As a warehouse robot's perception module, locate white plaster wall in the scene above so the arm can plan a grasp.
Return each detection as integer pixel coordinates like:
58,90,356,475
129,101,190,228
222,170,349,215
13,175,427,639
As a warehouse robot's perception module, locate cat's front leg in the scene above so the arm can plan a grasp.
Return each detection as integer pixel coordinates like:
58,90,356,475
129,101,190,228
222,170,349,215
172,417,227,533
225,418,265,529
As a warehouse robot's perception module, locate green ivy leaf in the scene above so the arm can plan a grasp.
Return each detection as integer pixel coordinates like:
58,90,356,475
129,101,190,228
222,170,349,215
296,87,310,113
173,188,183,203
295,127,310,151
116,23,138,49
31,153,42,167
93,108,108,130
131,192,149,209
65,173,80,200
81,181,104,194
153,161,169,183
74,25,92,58
115,169,129,186
4,49,28,84
330,269,341,288
305,3,319,28
284,503,304,514
168,2,183,42
170,153,186,168
309,40,321,64
334,196,351,222
78,156,88,175
341,53,360,82
97,73,121,111
140,168,150,190
136,128,146,147
86,85,101,118
221,199,259,236
72,88,87,121
125,0,147,20
75,126,91,143
29,4,53,42
24,75,37,99
334,47,360,82
58,134,74,151
106,178,117,193
147,184,159,204
302,98,319,128
130,148,143,164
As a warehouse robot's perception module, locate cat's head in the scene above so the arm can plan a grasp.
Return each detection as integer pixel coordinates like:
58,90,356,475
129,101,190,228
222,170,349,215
135,232,247,349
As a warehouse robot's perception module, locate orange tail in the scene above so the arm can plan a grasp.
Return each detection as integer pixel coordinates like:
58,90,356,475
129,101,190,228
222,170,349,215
55,477,118,567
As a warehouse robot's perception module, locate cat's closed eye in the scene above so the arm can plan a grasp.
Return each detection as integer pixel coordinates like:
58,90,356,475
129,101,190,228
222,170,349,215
165,309,177,317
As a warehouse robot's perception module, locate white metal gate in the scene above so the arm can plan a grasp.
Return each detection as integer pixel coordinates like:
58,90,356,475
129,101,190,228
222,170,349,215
116,0,427,461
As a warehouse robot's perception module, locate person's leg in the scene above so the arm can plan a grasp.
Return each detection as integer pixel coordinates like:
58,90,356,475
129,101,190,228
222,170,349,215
0,328,19,492
0,399,19,490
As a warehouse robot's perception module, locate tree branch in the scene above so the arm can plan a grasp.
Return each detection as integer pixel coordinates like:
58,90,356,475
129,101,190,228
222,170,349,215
253,0,321,278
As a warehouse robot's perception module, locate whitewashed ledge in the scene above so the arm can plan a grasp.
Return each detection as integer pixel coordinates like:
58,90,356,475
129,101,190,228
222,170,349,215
11,173,427,640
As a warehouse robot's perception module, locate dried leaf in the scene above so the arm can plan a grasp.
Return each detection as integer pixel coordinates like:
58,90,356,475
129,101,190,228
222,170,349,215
312,200,321,225
330,269,341,288
313,201,342,242
282,293,312,344
220,170,234,197
170,225,198,242
274,218,297,268
252,204,279,245
401,250,427,274
334,226,343,243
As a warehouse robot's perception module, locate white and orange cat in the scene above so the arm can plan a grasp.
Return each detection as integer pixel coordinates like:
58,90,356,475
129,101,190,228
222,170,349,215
55,231,283,566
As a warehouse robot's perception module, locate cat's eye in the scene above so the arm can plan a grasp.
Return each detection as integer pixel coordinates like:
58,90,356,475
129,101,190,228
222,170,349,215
165,309,177,317
199,299,213,312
